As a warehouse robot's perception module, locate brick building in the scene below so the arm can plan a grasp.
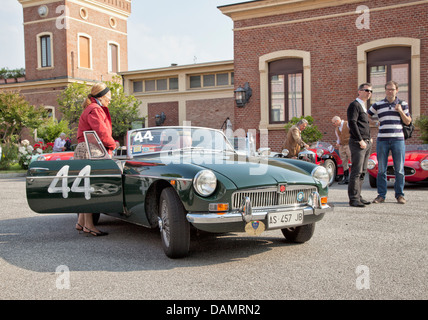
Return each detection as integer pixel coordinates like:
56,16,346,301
120,61,235,129
1,0,131,120
1,0,426,150
219,0,427,151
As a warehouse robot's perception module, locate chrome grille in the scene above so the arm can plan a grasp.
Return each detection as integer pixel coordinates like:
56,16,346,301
231,185,317,209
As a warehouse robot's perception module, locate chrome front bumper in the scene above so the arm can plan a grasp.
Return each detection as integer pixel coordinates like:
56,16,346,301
186,191,333,226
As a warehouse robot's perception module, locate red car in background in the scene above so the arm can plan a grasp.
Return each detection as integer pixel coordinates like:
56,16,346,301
297,142,350,186
367,144,428,188
30,151,74,163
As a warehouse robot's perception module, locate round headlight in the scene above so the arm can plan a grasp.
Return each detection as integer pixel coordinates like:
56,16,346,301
421,159,428,171
281,149,289,157
312,166,329,188
193,170,217,197
367,159,376,170
316,149,324,157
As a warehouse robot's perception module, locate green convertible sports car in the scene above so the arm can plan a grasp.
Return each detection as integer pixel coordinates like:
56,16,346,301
26,126,333,258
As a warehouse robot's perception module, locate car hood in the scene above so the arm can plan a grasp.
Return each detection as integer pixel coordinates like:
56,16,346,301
403,150,428,162
131,152,317,189
195,155,316,189
372,150,428,163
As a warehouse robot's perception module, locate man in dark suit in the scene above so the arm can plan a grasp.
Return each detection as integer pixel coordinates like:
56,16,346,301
347,83,373,207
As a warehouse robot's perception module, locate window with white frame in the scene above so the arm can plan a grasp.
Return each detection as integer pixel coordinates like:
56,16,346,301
133,77,179,93
37,32,53,68
269,59,303,124
188,72,234,89
108,42,119,73
45,106,55,118
367,46,411,109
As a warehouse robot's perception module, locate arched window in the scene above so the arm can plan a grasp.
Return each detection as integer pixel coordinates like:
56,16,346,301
44,106,55,118
36,32,54,69
259,50,311,130
367,46,411,108
108,42,119,73
269,59,303,123
78,35,91,69
357,38,420,117
40,35,52,67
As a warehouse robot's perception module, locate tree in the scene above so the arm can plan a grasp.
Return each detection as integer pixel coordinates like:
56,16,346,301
57,76,144,144
57,81,90,132
284,116,323,143
0,90,48,144
104,76,143,143
415,115,428,144
37,119,71,143
0,67,25,79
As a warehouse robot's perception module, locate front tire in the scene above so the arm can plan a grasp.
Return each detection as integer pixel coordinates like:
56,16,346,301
159,187,190,258
281,223,315,243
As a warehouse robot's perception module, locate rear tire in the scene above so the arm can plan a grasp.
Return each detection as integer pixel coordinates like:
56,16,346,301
281,223,315,243
369,174,377,188
159,187,190,258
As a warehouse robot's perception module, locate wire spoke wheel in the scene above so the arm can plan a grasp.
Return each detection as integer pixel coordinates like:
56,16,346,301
158,187,190,258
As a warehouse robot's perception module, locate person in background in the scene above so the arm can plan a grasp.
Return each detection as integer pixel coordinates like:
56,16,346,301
282,119,309,158
53,133,67,152
332,116,351,185
368,81,411,204
64,138,72,151
74,83,119,236
346,83,373,208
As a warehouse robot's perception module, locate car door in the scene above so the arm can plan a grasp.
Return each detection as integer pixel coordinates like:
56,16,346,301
26,131,124,214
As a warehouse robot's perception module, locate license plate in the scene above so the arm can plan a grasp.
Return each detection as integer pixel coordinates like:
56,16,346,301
267,210,304,229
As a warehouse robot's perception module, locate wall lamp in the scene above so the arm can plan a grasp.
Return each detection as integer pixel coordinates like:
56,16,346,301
234,82,252,108
155,112,166,126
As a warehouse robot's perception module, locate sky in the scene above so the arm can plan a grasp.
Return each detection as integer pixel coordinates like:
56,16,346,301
0,0,236,71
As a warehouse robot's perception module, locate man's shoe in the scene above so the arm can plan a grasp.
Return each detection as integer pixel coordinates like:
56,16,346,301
338,170,349,185
360,199,371,205
338,178,348,185
397,196,406,204
372,195,385,204
350,201,366,207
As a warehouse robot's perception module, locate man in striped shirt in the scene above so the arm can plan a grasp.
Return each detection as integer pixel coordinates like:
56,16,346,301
368,81,412,204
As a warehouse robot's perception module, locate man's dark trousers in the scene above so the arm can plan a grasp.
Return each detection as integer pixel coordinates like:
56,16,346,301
348,139,372,203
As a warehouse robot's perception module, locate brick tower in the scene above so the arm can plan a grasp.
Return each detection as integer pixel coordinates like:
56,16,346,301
13,0,131,119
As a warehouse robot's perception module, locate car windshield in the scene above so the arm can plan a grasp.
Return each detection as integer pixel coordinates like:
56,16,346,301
310,141,335,153
128,127,235,157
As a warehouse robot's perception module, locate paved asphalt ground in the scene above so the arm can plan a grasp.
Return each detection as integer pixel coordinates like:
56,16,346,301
0,175,426,301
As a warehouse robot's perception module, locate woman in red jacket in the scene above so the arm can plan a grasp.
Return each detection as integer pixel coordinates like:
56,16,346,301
75,83,119,236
